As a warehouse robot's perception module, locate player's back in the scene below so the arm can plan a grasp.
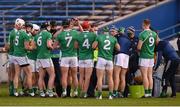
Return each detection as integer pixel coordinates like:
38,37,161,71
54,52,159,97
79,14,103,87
56,30,78,57
77,31,96,60
97,34,117,60
35,30,52,59
139,29,157,58
13,30,29,56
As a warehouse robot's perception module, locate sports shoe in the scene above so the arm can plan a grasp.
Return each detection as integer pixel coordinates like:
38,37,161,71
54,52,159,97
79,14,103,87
83,93,88,98
48,89,54,97
14,89,19,97
61,90,67,98
39,90,45,97
96,91,102,99
96,95,102,99
19,90,24,96
109,92,113,100
73,90,78,97
109,95,113,100
29,92,35,97
118,92,124,98
14,92,19,97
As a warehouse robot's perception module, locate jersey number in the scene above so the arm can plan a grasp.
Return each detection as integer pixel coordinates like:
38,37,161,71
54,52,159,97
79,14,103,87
83,39,90,49
15,36,19,46
149,37,155,47
65,36,72,47
37,36,42,46
103,40,111,50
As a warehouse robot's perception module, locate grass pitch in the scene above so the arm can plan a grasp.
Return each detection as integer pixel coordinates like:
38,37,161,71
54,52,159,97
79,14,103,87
0,83,180,106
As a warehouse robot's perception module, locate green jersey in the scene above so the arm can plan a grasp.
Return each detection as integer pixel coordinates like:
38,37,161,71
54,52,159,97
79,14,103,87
95,34,117,61
7,29,17,55
139,29,157,58
13,30,30,56
27,35,37,60
77,31,96,60
56,29,78,57
35,30,52,59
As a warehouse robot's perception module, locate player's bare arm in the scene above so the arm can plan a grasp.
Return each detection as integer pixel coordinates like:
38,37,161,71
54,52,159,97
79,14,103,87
92,41,98,49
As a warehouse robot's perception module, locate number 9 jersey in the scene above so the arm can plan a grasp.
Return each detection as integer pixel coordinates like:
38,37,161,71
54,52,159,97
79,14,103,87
139,29,157,59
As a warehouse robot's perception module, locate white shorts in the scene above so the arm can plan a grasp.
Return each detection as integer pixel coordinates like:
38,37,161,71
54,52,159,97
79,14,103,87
114,53,129,69
139,58,154,67
79,59,94,68
96,57,113,70
60,57,78,67
13,56,29,66
8,55,14,64
28,59,38,72
36,58,54,69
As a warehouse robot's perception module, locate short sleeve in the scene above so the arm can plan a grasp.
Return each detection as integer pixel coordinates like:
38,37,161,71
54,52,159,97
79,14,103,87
139,32,145,41
47,32,52,40
22,31,30,42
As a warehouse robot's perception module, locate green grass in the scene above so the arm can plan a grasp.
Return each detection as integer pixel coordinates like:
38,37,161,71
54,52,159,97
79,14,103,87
0,83,180,106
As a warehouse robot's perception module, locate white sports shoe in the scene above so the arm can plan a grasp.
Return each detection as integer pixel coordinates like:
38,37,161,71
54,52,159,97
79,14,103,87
29,92,35,97
14,92,19,97
96,95,102,100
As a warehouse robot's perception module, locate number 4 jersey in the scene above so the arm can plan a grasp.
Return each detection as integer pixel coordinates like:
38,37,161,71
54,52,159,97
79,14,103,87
139,29,157,59
77,31,96,60
35,30,52,59
56,30,78,57
95,34,118,61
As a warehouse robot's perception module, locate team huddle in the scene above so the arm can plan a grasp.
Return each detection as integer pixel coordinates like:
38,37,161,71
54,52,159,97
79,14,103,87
4,17,178,99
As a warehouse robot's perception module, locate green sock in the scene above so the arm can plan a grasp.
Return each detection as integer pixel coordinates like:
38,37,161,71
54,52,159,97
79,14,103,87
148,89,152,95
29,89,34,93
109,91,113,96
98,91,102,97
9,81,14,95
145,89,149,94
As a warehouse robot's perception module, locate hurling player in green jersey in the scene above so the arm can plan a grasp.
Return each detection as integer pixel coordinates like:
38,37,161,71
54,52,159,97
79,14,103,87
28,24,40,94
92,27,120,99
76,21,96,98
35,22,55,97
13,19,35,97
54,19,79,97
4,18,24,96
137,19,159,98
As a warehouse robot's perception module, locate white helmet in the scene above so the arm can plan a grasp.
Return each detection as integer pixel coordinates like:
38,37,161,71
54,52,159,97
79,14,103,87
32,24,40,30
15,18,25,26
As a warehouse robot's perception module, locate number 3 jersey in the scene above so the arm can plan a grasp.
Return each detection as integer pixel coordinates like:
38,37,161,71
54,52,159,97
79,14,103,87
77,31,96,60
95,34,118,61
56,29,78,57
139,29,157,59
35,30,52,59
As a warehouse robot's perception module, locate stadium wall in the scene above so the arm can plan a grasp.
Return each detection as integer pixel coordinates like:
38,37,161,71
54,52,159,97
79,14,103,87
99,0,179,39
